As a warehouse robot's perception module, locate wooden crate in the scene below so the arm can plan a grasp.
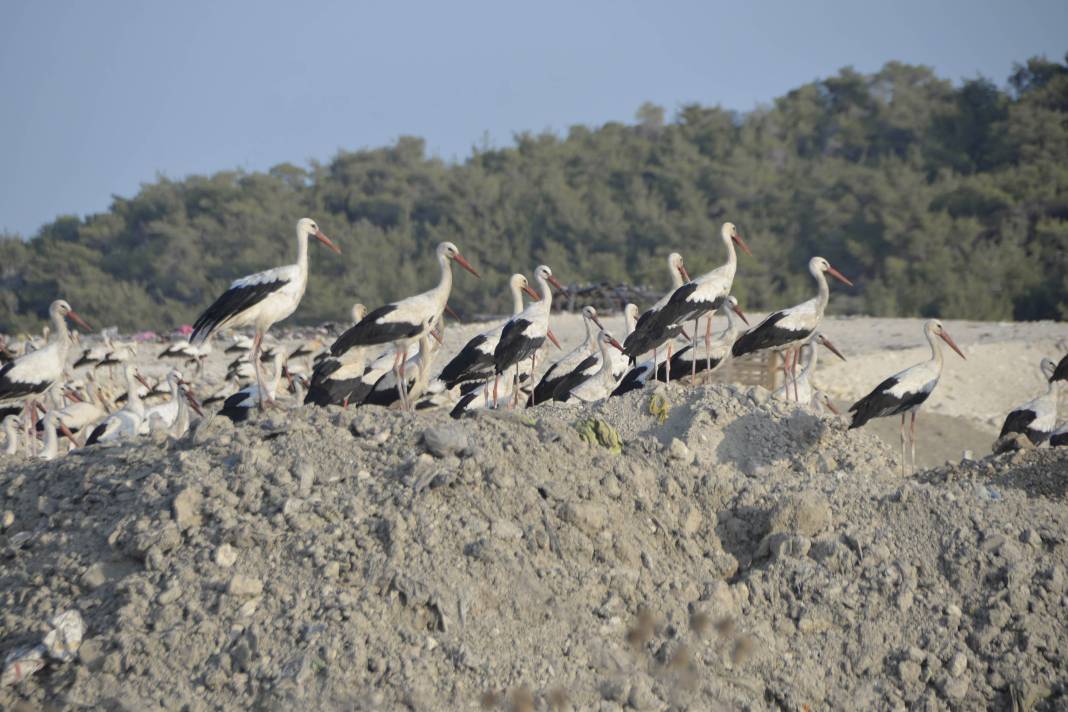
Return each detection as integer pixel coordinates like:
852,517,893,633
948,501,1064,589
691,351,780,391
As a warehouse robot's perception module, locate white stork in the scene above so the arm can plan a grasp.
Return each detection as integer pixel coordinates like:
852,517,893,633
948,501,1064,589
848,319,965,474
331,241,478,410
732,256,853,391
219,351,287,423
3,414,21,456
0,300,90,451
995,358,1062,451
528,305,603,406
770,334,846,405
641,223,752,380
437,273,541,391
493,265,563,407
305,304,373,407
662,295,751,384
551,306,634,402
85,365,153,445
191,218,340,407
142,369,204,433
558,331,626,403
363,332,442,409
621,252,692,370
73,331,113,370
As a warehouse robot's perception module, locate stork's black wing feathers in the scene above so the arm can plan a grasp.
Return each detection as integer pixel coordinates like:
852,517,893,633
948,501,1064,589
439,334,492,388
1052,353,1068,383
611,363,652,397
191,278,289,345
550,354,599,401
847,376,930,429
494,319,541,373
0,362,52,402
527,362,563,406
999,408,1038,440
331,305,422,356
731,311,798,358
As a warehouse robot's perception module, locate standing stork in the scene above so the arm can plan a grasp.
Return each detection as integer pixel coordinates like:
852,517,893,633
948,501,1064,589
639,223,753,381
847,319,966,474
437,274,540,390
191,218,341,408
0,300,90,452
493,265,563,407
85,365,153,445
621,252,692,375
770,334,846,405
558,331,626,403
305,304,373,407
330,241,479,410
995,358,1061,452
732,256,853,397
662,295,751,384
528,305,603,406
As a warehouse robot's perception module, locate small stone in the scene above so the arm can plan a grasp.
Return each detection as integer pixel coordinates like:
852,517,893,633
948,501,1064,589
599,678,627,702
78,638,106,669
422,425,469,458
490,519,522,541
215,544,238,568
322,561,340,578
172,487,203,531
1,510,12,529
946,604,962,619
668,438,693,464
238,598,260,617
767,491,832,538
295,462,315,497
282,498,303,516
627,678,657,710
948,652,967,677
940,674,969,700
228,575,263,598
560,502,607,536
158,585,182,606
898,660,921,684
906,647,925,662
356,469,371,481
82,563,108,590
1022,529,1042,546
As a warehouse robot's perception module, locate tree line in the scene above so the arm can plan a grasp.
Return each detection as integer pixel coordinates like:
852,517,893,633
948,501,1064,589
2,55,1066,333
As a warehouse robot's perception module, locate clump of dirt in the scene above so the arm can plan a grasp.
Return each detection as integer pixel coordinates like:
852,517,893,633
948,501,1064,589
2,384,1066,710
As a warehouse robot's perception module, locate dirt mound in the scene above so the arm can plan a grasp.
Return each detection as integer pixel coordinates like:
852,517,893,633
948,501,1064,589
2,385,1067,710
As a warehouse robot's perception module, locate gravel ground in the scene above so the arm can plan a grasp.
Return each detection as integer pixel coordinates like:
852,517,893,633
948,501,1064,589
2,382,1067,710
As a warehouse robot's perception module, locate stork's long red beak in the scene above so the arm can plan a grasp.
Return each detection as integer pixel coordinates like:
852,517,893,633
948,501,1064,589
823,397,840,415
314,229,342,255
66,310,91,331
608,337,624,352
733,234,753,258
681,327,692,341
443,304,461,322
820,336,846,361
135,373,152,390
59,423,77,444
522,285,540,301
939,330,966,360
731,303,750,326
678,265,691,282
590,314,605,331
430,328,444,345
184,389,205,417
547,274,564,291
452,253,480,278
546,329,562,349
826,265,854,287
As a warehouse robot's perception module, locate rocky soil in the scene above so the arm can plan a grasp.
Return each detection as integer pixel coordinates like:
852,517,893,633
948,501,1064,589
2,384,1067,710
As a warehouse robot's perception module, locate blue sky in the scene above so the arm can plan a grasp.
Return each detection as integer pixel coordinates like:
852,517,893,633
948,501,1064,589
1,0,1065,238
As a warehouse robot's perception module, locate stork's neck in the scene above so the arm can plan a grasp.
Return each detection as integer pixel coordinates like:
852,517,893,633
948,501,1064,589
510,282,525,316
295,229,310,272
40,419,57,460
267,359,285,398
802,344,818,377
126,371,144,413
535,274,554,318
598,341,616,385
624,310,637,338
433,252,455,309
813,267,831,314
925,328,944,371
669,263,685,290
720,231,738,279
50,310,70,349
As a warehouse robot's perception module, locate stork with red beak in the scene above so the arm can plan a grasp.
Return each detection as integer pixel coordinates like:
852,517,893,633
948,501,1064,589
493,265,563,407
330,241,479,410
190,218,340,407
732,256,853,396
0,299,90,453
621,252,692,373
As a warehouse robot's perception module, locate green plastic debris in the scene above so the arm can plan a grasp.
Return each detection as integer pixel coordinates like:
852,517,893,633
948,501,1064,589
649,393,671,425
573,417,623,455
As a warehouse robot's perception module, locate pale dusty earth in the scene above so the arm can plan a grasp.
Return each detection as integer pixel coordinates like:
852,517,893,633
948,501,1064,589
1,312,1067,711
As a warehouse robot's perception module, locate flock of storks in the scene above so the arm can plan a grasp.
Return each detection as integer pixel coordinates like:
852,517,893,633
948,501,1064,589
1,218,1066,473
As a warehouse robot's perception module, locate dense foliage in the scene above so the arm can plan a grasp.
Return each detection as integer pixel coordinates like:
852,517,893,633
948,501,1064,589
2,56,1066,332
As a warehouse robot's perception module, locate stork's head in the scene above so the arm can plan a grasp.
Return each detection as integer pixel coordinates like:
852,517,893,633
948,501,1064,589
721,222,752,257
809,257,853,287
624,303,640,322
509,273,540,301
534,265,563,291
50,299,91,331
1040,357,1057,380
668,252,691,282
598,330,625,352
438,242,480,278
815,333,846,361
581,306,605,330
351,303,368,323
725,295,750,325
298,218,341,255
927,319,965,360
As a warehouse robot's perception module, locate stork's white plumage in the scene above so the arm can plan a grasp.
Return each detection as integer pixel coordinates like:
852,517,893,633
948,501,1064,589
621,252,692,364
142,370,203,433
560,331,626,403
0,300,89,407
437,274,540,390
191,218,340,406
848,319,965,474
528,305,603,406
551,306,634,402
493,265,563,407
3,414,20,456
219,351,287,423
996,359,1062,450
331,241,478,410
85,365,151,445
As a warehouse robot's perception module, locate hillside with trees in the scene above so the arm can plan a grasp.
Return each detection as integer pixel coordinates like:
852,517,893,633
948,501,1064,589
1,56,1066,332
